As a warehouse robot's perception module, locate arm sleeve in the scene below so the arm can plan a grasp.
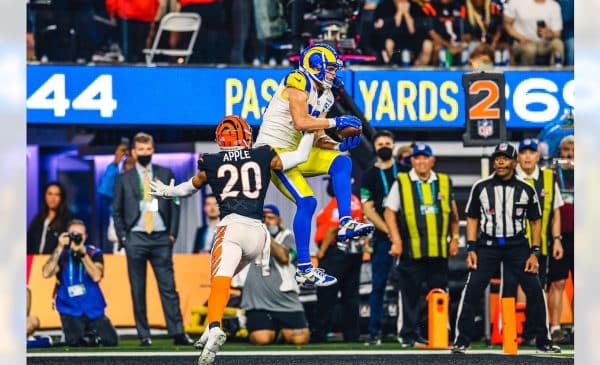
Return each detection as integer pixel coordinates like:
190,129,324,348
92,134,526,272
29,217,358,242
384,180,402,212
277,133,315,170
465,183,481,218
549,2,563,31
360,169,375,203
90,248,104,265
167,169,180,236
526,185,542,220
281,231,296,251
111,173,127,243
97,163,119,199
553,181,564,209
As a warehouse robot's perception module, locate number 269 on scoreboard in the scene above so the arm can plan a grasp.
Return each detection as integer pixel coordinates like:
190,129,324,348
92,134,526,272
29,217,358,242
461,72,506,147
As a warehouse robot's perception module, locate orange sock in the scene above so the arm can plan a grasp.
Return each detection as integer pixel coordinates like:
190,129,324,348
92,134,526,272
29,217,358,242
206,276,232,327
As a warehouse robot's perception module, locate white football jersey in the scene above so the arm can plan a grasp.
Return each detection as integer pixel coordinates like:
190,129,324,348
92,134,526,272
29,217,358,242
255,70,335,149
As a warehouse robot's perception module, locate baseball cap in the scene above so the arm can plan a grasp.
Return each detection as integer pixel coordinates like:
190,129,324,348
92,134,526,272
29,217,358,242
412,143,433,157
263,204,280,217
518,138,538,152
492,142,517,160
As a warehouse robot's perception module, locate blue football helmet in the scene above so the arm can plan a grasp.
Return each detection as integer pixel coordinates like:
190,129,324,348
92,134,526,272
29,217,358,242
299,43,343,89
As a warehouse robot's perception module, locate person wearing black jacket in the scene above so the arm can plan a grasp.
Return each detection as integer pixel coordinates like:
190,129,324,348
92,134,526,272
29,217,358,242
452,142,560,354
112,132,191,347
27,182,74,255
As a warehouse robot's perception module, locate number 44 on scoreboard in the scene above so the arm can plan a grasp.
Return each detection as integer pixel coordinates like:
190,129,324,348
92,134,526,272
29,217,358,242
26,74,118,118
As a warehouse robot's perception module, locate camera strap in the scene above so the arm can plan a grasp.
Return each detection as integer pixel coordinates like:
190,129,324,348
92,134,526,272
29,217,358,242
68,252,84,285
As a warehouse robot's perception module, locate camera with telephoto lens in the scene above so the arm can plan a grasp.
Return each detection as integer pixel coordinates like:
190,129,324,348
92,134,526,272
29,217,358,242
68,232,83,245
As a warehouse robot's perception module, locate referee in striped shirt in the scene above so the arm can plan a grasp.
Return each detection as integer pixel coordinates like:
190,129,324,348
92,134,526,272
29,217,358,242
452,143,560,354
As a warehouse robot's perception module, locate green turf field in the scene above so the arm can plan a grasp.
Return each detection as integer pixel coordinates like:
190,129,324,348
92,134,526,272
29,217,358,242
26,338,574,357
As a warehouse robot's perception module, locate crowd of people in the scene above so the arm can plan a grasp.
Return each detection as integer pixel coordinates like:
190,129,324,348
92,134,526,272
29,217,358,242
26,43,574,365
26,132,575,351
27,0,574,67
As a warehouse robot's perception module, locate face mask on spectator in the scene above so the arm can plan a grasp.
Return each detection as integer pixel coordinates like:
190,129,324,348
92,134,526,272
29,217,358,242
267,224,280,236
137,154,152,167
376,147,393,161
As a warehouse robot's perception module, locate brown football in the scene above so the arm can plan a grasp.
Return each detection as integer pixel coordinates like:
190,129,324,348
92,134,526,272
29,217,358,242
337,125,362,138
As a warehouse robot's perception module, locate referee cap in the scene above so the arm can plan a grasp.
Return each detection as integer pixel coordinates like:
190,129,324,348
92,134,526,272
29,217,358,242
518,138,538,152
492,142,517,160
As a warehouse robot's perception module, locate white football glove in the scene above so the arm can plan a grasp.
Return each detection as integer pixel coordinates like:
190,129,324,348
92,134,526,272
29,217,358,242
150,179,175,198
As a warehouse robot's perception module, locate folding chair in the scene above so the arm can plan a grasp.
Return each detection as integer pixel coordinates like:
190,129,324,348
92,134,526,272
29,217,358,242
143,12,201,65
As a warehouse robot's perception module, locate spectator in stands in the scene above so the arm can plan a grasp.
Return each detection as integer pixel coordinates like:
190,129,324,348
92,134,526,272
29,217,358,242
98,140,135,253
384,143,460,347
503,0,564,66
193,194,220,253
27,182,74,255
145,0,180,62
230,0,257,65
179,0,228,64
427,0,470,67
238,204,310,345
360,130,398,345
547,135,574,344
356,0,381,55
463,0,505,60
373,0,431,66
557,0,573,66
311,179,365,343
105,0,159,63
41,219,118,347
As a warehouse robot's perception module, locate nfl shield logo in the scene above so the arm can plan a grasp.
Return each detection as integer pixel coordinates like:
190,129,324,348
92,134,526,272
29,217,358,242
477,119,494,138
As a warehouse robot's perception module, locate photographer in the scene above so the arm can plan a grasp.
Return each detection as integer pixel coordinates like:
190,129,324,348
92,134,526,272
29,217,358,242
42,219,118,347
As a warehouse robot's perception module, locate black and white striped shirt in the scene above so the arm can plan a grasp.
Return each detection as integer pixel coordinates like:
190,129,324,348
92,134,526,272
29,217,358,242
465,173,542,238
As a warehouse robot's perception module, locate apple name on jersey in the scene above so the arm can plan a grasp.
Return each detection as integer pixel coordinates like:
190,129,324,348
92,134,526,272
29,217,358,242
222,149,251,162
255,70,335,149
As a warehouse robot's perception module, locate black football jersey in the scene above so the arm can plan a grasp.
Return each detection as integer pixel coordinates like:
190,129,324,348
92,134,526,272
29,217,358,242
197,145,276,221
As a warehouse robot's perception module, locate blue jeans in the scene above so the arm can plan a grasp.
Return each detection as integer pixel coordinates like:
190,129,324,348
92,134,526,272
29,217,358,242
367,240,393,335
564,36,574,66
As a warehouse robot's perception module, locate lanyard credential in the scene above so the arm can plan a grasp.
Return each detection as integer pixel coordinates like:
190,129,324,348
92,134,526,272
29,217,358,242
379,162,398,196
68,252,84,286
416,179,436,204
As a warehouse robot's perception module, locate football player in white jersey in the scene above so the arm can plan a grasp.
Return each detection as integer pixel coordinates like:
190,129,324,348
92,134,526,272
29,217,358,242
255,43,374,287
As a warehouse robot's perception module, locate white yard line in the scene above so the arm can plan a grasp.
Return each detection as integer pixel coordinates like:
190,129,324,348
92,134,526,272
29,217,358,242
27,349,574,357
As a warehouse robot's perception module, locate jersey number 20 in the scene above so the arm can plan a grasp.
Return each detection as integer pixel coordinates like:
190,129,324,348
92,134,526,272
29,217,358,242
217,162,262,200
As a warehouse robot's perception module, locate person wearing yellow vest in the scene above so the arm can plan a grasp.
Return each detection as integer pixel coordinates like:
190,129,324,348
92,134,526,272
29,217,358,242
383,143,459,347
513,138,564,346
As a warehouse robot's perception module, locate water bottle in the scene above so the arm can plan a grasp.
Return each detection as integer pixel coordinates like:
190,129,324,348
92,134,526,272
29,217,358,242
494,49,502,66
438,48,447,68
502,48,510,66
554,52,563,68
401,48,411,67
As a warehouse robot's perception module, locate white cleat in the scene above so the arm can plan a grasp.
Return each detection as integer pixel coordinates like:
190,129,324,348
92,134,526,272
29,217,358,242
198,326,227,365
193,327,209,350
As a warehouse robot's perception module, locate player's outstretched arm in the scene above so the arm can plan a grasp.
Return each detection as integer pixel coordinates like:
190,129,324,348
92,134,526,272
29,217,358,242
270,132,315,171
150,171,207,198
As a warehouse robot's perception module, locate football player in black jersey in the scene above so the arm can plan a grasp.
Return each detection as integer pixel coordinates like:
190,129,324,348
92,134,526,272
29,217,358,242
150,116,313,365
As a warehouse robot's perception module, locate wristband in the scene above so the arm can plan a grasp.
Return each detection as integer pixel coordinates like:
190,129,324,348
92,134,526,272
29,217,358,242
553,235,562,241
452,234,460,240
531,246,541,257
328,118,336,128
466,240,477,252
